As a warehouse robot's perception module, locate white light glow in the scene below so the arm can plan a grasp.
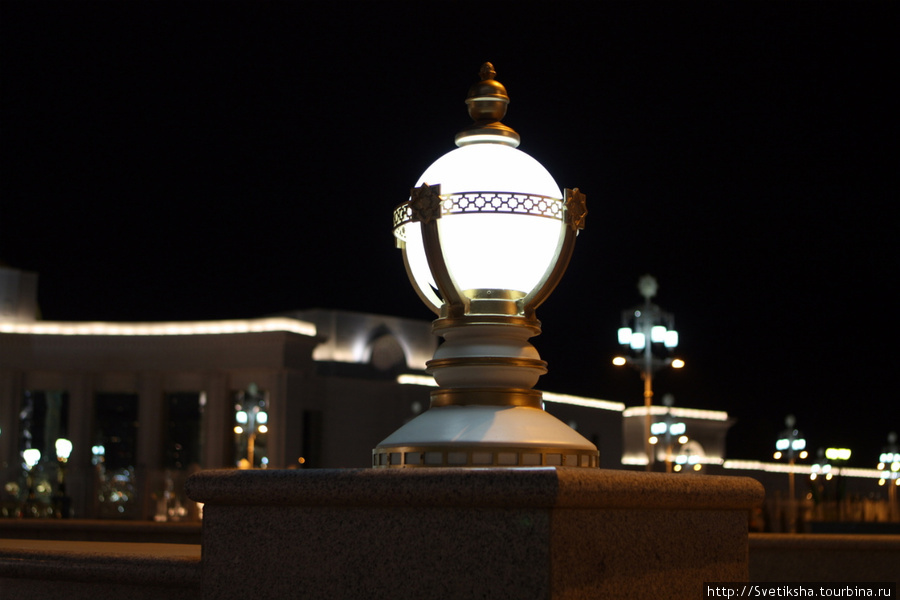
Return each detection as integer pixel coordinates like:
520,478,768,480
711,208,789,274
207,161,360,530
664,330,679,348
404,144,564,305
792,439,807,451
55,438,73,460
23,448,41,468
0,317,316,337
650,422,667,436
541,392,625,412
236,411,248,424
612,356,627,366
671,358,685,369
617,327,632,345
396,374,438,387
256,411,268,424
670,422,686,436
776,439,790,451
630,332,646,350
651,325,667,343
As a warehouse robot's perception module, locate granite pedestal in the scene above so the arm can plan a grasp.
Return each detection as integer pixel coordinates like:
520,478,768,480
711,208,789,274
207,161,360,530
187,467,762,599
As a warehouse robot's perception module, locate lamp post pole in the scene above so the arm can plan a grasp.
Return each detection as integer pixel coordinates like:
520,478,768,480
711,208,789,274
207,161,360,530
614,275,683,470
235,384,268,469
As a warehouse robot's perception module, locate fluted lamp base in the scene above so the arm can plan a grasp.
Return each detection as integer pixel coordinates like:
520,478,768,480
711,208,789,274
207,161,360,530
373,403,599,468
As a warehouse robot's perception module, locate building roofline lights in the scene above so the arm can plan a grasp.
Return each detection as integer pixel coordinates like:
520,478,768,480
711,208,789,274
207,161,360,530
541,392,625,412
622,405,730,422
0,317,317,337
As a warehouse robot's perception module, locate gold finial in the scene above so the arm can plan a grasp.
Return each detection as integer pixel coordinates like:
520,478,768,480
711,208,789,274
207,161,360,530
455,63,520,148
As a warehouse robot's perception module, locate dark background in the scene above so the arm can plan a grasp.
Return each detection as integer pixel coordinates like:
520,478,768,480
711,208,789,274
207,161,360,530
2,2,896,466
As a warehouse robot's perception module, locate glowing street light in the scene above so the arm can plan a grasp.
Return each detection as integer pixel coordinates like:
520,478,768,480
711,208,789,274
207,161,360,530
773,415,807,533
20,448,42,518
54,438,73,518
649,394,689,473
374,63,597,468
234,383,269,468
613,275,683,469
877,432,899,520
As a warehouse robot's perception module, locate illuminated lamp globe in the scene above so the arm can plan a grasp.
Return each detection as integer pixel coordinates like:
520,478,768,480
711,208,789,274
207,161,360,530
375,63,597,469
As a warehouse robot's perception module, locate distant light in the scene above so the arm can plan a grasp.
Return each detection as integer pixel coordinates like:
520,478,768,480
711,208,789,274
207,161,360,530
775,439,790,451
258,425,268,434
826,448,851,461
791,439,806,451
612,356,627,366
650,325,667,343
693,463,701,471
664,330,679,348
55,438,73,461
670,422,686,436
671,358,685,369
678,435,689,445
234,426,244,434
256,411,268,424
650,423,667,436
649,436,659,445
396,374,438,387
617,327,632,345
630,332,646,350
0,317,316,337
22,448,41,469
236,411,248,424
673,464,682,472
774,451,783,460
799,450,808,459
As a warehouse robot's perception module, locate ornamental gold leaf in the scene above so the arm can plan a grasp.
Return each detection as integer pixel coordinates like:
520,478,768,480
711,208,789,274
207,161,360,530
565,188,587,231
410,184,443,224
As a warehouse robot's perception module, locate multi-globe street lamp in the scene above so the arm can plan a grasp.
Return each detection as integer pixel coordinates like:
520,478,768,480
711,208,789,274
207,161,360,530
773,414,807,533
649,394,688,473
877,432,899,520
613,275,683,470
374,63,597,468
234,383,269,468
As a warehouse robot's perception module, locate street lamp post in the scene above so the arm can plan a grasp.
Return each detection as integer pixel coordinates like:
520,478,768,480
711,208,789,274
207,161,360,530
877,432,899,521
649,394,689,473
54,438,73,518
374,63,597,468
773,414,808,533
20,448,42,518
613,275,683,470
234,383,268,469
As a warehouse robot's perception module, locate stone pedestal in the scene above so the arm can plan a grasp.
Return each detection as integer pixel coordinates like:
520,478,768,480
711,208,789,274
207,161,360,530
186,467,763,600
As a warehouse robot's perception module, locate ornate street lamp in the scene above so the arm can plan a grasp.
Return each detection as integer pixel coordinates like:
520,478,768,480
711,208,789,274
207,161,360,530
374,63,597,468
613,274,683,469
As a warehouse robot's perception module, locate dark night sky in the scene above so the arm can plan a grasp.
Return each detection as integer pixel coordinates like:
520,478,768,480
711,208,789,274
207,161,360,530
1,2,896,467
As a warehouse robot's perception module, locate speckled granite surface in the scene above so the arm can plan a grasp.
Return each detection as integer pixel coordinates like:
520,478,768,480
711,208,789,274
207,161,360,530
0,538,201,600
187,467,763,599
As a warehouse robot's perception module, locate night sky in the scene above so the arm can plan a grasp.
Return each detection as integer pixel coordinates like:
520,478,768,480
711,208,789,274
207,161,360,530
2,2,895,467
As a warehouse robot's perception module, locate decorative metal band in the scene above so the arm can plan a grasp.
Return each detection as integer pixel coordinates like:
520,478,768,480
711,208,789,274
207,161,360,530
393,191,565,242
426,356,548,373
372,445,599,468
429,388,543,408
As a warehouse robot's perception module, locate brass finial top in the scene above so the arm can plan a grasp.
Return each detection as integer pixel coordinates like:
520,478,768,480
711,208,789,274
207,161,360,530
455,62,520,148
